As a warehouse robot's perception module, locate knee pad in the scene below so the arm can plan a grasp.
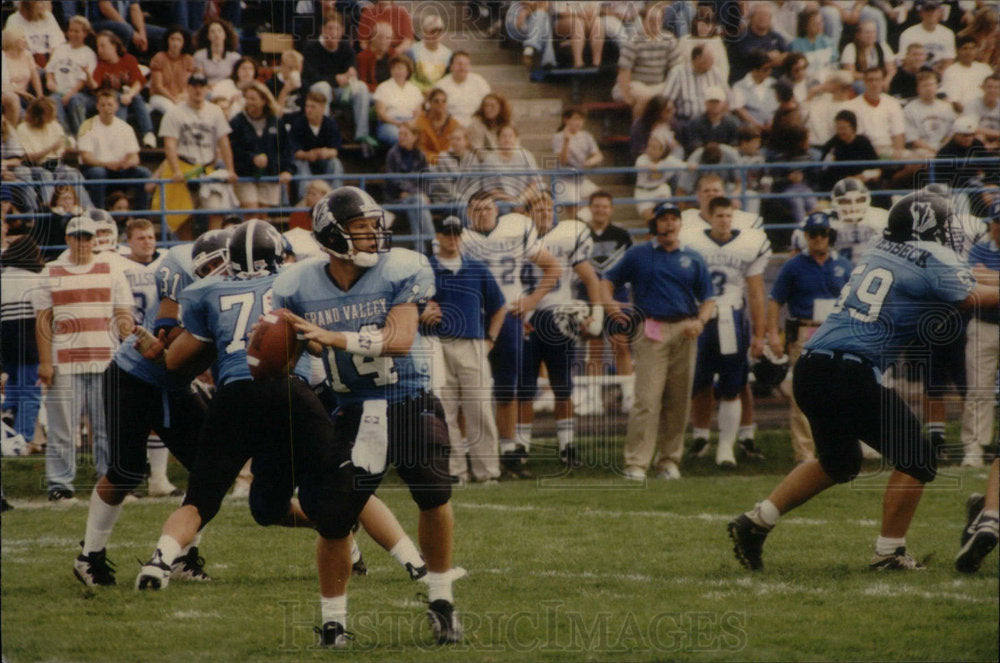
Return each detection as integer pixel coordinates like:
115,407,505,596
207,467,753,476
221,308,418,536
818,452,862,484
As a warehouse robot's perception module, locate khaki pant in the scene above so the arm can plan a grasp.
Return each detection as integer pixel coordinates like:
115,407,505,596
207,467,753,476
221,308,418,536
624,321,697,473
961,318,999,454
435,337,500,481
788,323,820,462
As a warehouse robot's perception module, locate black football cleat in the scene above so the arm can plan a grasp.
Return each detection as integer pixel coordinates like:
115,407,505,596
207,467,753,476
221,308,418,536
314,621,354,648
73,543,117,587
427,599,462,644
727,514,770,571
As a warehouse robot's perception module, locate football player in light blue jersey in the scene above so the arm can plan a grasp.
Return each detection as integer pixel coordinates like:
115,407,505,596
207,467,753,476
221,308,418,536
279,186,463,647
136,220,326,591
137,220,430,614
72,231,228,589
728,187,1000,573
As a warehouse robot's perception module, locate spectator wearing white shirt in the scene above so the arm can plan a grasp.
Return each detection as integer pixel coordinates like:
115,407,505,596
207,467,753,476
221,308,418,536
44,16,96,136
79,89,151,212
3,0,64,62
940,36,995,112
904,70,958,157
435,51,491,127
898,0,956,74
966,74,999,149
373,54,424,145
732,51,780,133
846,65,906,159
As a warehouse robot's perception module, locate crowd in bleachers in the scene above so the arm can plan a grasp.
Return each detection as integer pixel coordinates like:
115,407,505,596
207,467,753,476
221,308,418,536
0,0,997,246
1,1,999,486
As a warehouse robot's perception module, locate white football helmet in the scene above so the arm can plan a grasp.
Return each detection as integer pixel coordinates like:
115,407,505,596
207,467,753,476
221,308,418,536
831,177,871,224
80,209,119,252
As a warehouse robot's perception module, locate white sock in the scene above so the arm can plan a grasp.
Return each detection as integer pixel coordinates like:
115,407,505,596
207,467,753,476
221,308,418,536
738,423,757,441
875,535,906,556
389,537,423,570
718,399,741,454
556,418,574,451
350,538,361,564
154,534,183,566
692,427,711,442
425,571,454,603
749,499,780,528
180,530,203,557
83,489,123,554
147,444,169,482
977,510,1000,535
537,376,550,392
499,438,516,454
515,423,532,452
320,594,347,627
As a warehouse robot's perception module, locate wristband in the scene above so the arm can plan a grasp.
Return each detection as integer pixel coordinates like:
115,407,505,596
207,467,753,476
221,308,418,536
342,329,384,357
586,305,604,337
153,317,179,337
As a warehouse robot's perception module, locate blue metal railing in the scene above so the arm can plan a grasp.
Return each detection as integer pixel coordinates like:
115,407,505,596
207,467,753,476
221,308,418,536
5,155,997,250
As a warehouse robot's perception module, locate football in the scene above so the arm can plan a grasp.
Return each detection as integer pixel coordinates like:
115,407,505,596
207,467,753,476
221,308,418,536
247,308,305,380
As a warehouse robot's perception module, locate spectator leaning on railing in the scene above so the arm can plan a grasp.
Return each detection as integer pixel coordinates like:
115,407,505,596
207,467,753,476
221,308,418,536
228,82,294,213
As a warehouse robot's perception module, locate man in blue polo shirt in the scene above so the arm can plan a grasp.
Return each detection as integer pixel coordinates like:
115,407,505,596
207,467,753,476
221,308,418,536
766,211,852,463
421,216,507,483
603,202,716,481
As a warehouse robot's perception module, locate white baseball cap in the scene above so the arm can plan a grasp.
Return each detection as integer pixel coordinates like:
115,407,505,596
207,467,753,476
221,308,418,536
704,86,727,103
953,116,978,135
65,215,97,237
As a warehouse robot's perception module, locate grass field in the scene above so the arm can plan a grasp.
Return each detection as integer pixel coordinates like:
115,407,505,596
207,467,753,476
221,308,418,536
2,430,997,663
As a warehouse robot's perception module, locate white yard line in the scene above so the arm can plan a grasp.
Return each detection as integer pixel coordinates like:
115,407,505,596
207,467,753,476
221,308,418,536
456,502,879,527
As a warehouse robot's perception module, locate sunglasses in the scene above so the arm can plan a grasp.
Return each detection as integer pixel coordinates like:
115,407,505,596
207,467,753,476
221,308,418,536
805,228,830,238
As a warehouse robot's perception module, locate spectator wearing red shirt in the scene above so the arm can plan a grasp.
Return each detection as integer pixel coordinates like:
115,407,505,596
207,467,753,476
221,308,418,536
357,22,395,92
92,30,155,147
357,0,414,53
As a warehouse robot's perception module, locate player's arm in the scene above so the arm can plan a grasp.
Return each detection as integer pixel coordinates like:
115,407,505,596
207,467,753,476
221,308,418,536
959,282,1000,311
765,298,784,357
573,259,606,334
163,330,216,374
153,297,185,346
290,303,419,358
746,273,767,359
511,248,560,318
35,307,54,387
971,264,999,288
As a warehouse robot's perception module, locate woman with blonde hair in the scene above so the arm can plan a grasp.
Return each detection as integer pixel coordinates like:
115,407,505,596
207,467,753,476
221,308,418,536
15,97,91,208
3,0,64,65
2,26,44,111
228,81,294,212
44,15,96,135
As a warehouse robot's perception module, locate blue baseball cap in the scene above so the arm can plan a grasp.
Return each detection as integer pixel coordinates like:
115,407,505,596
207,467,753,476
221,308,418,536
803,211,831,231
652,201,682,219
